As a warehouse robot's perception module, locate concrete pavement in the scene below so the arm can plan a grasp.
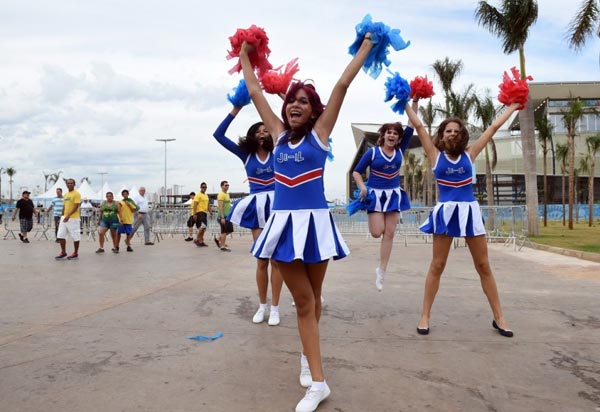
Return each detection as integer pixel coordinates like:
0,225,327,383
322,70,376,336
1,232,599,412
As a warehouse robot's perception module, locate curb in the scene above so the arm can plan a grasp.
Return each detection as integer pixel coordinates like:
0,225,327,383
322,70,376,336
523,241,600,263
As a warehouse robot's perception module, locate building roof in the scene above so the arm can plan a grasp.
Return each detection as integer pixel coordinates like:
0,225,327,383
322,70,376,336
509,81,600,130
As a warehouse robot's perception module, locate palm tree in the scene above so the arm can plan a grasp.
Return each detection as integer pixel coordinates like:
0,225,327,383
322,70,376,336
419,100,437,205
403,152,422,202
556,143,569,226
560,97,586,229
536,116,554,227
6,167,16,203
48,171,63,186
566,0,600,52
42,171,52,192
445,84,477,121
0,167,5,202
585,133,600,226
80,176,91,184
431,57,463,115
475,0,540,236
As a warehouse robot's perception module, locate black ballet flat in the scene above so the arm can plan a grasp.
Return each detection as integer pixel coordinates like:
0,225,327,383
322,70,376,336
492,320,514,338
416,326,430,335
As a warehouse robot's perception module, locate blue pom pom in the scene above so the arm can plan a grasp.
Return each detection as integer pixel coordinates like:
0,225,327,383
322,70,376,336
384,70,411,114
345,184,374,216
227,79,251,107
348,14,411,79
327,137,334,162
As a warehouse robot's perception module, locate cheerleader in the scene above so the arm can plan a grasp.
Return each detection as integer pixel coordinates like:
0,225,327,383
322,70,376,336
213,105,283,326
405,99,519,338
352,102,416,291
239,34,373,412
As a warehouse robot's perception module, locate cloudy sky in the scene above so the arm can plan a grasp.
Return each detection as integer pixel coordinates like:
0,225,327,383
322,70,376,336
1,0,598,202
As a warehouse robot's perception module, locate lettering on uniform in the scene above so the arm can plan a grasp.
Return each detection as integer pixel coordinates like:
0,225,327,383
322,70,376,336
277,151,305,163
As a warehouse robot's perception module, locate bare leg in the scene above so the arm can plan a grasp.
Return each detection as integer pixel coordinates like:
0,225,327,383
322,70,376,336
252,228,269,304
278,260,327,382
418,234,453,329
98,227,107,249
270,261,283,307
379,212,399,272
465,235,510,330
367,212,384,238
73,241,80,254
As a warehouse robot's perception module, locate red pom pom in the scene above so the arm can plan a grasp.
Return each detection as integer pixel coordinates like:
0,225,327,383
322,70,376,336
409,75,434,99
259,58,299,95
227,25,273,77
498,67,533,110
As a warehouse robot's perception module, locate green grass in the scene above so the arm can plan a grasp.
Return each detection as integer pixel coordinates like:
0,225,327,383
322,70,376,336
529,220,600,254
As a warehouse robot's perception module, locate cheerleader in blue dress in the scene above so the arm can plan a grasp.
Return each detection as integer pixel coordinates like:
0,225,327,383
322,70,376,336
352,108,415,291
213,105,283,326
240,35,374,412
405,99,520,338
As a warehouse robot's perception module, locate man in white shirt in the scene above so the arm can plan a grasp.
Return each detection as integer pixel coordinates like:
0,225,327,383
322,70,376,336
80,198,94,231
131,186,153,245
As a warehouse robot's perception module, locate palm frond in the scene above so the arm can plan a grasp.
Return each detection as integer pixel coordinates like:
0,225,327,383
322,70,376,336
566,0,600,51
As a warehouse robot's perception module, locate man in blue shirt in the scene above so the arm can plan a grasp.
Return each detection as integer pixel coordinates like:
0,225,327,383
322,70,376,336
46,188,64,242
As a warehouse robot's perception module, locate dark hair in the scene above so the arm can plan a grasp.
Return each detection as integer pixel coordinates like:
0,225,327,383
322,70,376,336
220,181,228,187
56,188,63,192
433,117,470,156
377,122,405,149
66,178,75,185
200,182,207,188
280,81,324,143
106,191,113,196
189,192,196,196
238,122,274,153
121,189,129,195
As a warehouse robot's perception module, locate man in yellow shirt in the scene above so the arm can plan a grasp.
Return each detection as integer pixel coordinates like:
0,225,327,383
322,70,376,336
185,191,196,241
116,189,138,252
55,178,82,260
215,180,233,252
192,182,212,247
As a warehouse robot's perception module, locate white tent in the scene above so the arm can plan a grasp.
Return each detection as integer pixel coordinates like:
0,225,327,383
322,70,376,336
96,182,114,201
34,180,68,200
77,180,101,201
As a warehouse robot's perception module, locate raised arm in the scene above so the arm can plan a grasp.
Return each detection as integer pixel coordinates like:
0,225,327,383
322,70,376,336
314,36,374,145
213,107,246,161
240,42,285,141
467,103,520,160
405,100,437,167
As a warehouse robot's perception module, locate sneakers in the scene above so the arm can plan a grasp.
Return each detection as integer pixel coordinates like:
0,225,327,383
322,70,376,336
299,357,312,388
66,253,79,260
23,238,30,243
375,267,385,292
196,242,208,247
126,246,133,252
112,247,119,254
268,310,280,326
144,242,154,245
55,252,67,260
252,306,267,324
184,237,193,242
220,247,231,252
295,382,331,412
95,248,105,253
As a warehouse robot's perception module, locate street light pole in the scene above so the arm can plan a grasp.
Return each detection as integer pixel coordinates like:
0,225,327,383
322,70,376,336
155,138,176,206
97,172,108,197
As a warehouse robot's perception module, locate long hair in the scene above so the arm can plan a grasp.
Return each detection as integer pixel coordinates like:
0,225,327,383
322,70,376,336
280,81,325,144
433,117,470,156
238,122,274,153
377,122,405,150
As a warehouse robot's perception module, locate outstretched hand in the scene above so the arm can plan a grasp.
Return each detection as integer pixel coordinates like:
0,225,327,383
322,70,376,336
241,41,255,56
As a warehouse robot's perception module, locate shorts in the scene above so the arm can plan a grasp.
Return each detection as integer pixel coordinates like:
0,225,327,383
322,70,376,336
186,215,195,228
219,219,234,234
118,224,133,235
20,218,33,233
193,212,208,229
100,220,119,230
57,217,81,242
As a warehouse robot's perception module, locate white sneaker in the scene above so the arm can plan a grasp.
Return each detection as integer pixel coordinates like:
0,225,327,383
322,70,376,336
375,267,385,292
299,357,312,388
268,310,280,326
252,306,267,324
295,383,331,412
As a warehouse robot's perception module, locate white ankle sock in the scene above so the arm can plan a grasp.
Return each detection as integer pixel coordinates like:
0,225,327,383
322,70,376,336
259,303,268,310
270,305,279,312
301,353,308,364
311,380,326,390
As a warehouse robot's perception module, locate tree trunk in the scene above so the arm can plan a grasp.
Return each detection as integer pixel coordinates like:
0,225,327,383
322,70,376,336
519,98,540,236
485,146,495,230
561,172,566,226
590,161,596,227
568,134,575,230
543,151,547,227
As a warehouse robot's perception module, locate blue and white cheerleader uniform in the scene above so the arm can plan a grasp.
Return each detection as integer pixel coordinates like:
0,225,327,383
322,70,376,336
252,130,349,263
213,114,275,229
420,151,485,237
353,127,413,213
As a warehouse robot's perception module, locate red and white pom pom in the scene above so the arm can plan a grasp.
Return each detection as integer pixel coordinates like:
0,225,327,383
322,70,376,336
498,67,533,109
227,25,273,76
259,58,299,95
409,75,434,100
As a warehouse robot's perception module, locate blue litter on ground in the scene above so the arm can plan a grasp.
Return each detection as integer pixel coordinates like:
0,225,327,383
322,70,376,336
187,332,223,342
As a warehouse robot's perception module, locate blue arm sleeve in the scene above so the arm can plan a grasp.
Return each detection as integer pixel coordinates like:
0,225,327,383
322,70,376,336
353,149,373,174
213,113,246,162
400,126,414,153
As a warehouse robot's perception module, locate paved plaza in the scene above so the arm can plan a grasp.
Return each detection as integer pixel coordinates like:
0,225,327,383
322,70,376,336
1,231,599,412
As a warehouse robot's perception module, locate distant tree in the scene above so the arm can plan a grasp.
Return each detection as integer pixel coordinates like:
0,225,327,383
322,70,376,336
431,57,463,115
556,143,569,226
48,171,63,186
536,116,554,227
6,167,16,203
475,0,540,236
0,167,5,202
561,97,586,229
80,176,91,184
419,99,437,205
584,133,600,226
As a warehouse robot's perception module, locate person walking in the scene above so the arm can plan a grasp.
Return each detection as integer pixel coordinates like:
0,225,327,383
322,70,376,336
12,190,37,243
191,183,212,247
185,191,196,242
116,189,138,253
55,178,82,260
46,188,63,242
131,186,154,245
96,191,119,253
214,180,233,252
